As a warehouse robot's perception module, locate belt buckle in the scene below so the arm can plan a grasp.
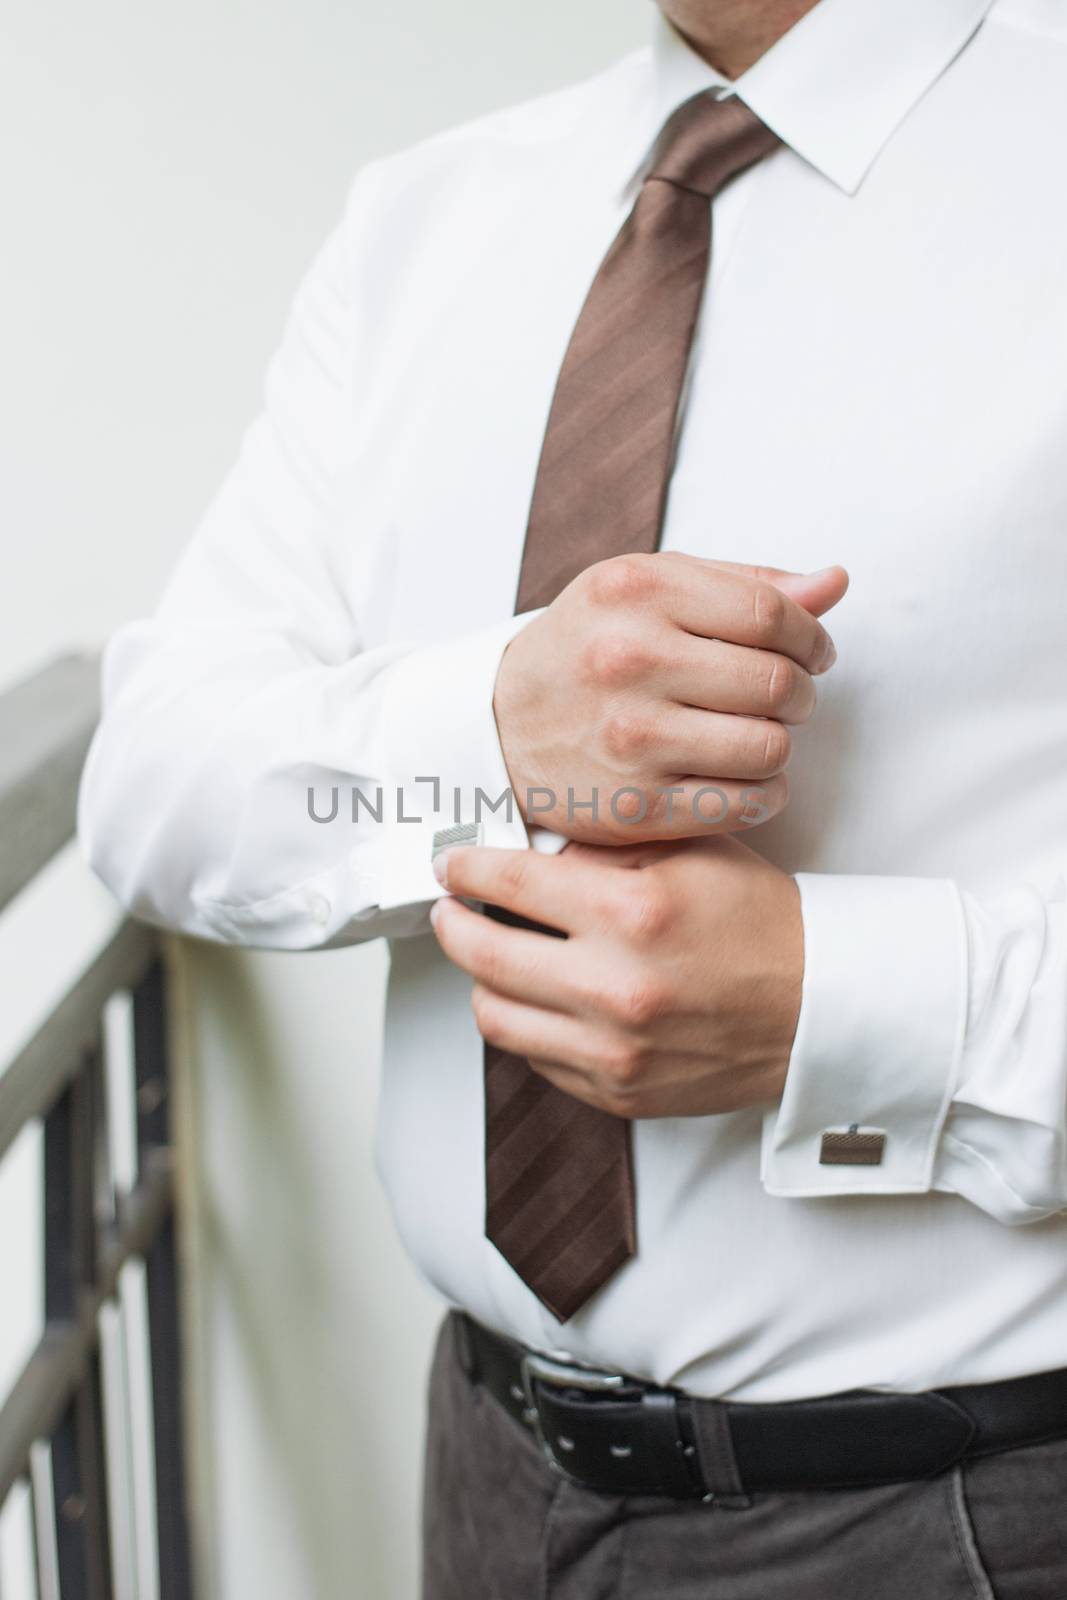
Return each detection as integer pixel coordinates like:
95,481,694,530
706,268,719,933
518,1351,627,1474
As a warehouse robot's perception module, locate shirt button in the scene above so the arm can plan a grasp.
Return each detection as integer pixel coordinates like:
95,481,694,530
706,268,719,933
307,892,331,925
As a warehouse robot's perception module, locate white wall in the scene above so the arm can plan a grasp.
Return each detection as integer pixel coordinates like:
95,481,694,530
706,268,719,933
0,2,649,1596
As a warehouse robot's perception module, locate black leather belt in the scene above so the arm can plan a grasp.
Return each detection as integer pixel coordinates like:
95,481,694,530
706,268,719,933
456,1314,1067,1499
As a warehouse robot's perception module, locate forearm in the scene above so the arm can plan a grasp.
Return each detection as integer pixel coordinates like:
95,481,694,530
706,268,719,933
79,609,530,948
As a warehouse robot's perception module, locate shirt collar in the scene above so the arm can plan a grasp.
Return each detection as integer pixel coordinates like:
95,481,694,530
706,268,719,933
632,0,997,197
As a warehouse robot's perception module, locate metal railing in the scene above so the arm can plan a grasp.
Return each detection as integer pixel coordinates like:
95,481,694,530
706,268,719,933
0,657,193,1599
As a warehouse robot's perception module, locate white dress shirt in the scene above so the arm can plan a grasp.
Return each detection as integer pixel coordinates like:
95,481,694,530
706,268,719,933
80,0,1067,1400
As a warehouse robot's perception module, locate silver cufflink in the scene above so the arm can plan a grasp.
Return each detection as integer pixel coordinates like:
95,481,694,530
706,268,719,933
819,1124,887,1166
432,821,483,860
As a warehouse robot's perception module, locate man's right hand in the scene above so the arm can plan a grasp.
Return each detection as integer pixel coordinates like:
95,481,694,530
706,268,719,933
492,552,848,844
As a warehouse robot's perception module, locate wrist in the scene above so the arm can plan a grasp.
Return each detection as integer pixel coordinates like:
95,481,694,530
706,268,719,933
752,872,804,1104
492,631,539,823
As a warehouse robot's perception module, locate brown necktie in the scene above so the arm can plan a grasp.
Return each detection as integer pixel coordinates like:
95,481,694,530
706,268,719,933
485,92,781,1322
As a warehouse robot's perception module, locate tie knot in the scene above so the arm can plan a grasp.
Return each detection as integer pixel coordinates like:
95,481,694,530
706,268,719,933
646,91,780,200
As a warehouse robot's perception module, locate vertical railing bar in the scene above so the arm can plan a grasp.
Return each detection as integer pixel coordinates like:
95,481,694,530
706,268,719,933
75,1357,113,1600
100,992,139,1600
43,1044,114,1600
43,1076,89,1600
50,1396,88,1600
94,1036,136,1598
100,1299,139,1600
144,1224,189,1600
29,1442,59,1600
79,1039,115,1600
133,960,192,1600
44,1081,76,1327
27,1469,45,1600
120,1264,161,1600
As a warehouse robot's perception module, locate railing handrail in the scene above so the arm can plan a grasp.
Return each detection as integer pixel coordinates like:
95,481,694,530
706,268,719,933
0,654,100,916
0,917,157,1171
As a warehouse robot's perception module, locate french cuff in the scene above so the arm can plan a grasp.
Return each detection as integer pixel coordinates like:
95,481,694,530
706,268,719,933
760,873,969,1198
379,613,538,911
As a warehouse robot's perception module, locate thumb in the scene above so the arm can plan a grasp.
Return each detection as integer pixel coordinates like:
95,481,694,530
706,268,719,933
766,564,849,618
702,559,850,618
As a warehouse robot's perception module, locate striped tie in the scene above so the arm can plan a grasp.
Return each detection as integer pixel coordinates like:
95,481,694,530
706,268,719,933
485,92,781,1322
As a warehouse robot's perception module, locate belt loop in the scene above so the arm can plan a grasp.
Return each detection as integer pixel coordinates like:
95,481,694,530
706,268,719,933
691,1401,751,1509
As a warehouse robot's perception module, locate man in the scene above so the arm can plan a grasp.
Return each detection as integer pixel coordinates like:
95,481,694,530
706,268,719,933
80,0,1067,1592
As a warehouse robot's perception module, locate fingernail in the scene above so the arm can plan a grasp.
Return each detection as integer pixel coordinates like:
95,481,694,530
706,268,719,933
432,851,452,888
809,565,839,578
429,898,444,927
819,636,837,672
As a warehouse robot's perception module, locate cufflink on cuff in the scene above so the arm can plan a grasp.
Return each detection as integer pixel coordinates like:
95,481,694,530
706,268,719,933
432,822,483,861
819,1124,887,1166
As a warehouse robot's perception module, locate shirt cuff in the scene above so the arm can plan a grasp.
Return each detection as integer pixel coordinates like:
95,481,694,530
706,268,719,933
760,873,969,1197
378,614,538,910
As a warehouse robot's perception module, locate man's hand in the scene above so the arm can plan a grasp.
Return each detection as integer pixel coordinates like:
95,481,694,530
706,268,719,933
429,834,803,1119
492,553,847,843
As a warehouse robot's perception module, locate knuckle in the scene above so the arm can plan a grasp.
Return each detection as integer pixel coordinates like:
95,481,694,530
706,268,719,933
496,853,530,903
585,633,654,690
473,929,505,990
791,673,817,724
600,1086,640,1118
749,582,788,645
583,553,661,609
615,878,672,941
601,709,654,763
623,786,676,836
757,720,792,776
606,788,659,835
598,1037,644,1090
615,976,671,1030
760,654,800,716
470,984,501,1041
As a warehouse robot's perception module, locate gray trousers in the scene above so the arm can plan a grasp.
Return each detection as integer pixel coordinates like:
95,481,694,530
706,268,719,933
422,1313,1067,1600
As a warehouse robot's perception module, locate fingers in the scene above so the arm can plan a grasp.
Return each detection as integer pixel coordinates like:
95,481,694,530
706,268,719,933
473,987,632,1115
470,985,603,1077
430,892,583,1008
470,980,696,1119
597,703,791,783
649,554,838,674
659,635,816,723
540,775,787,839
642,774,788,834
432,847,626,935
651,707,792,781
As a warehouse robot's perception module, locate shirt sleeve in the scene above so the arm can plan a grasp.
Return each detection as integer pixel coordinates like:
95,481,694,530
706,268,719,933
760,870,1067,1225
78,167,531,951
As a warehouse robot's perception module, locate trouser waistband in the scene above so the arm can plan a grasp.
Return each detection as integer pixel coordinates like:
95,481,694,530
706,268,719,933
455,1313,1067,1499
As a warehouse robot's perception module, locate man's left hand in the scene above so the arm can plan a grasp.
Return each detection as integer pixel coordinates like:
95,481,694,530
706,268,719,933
429,834,803,1119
